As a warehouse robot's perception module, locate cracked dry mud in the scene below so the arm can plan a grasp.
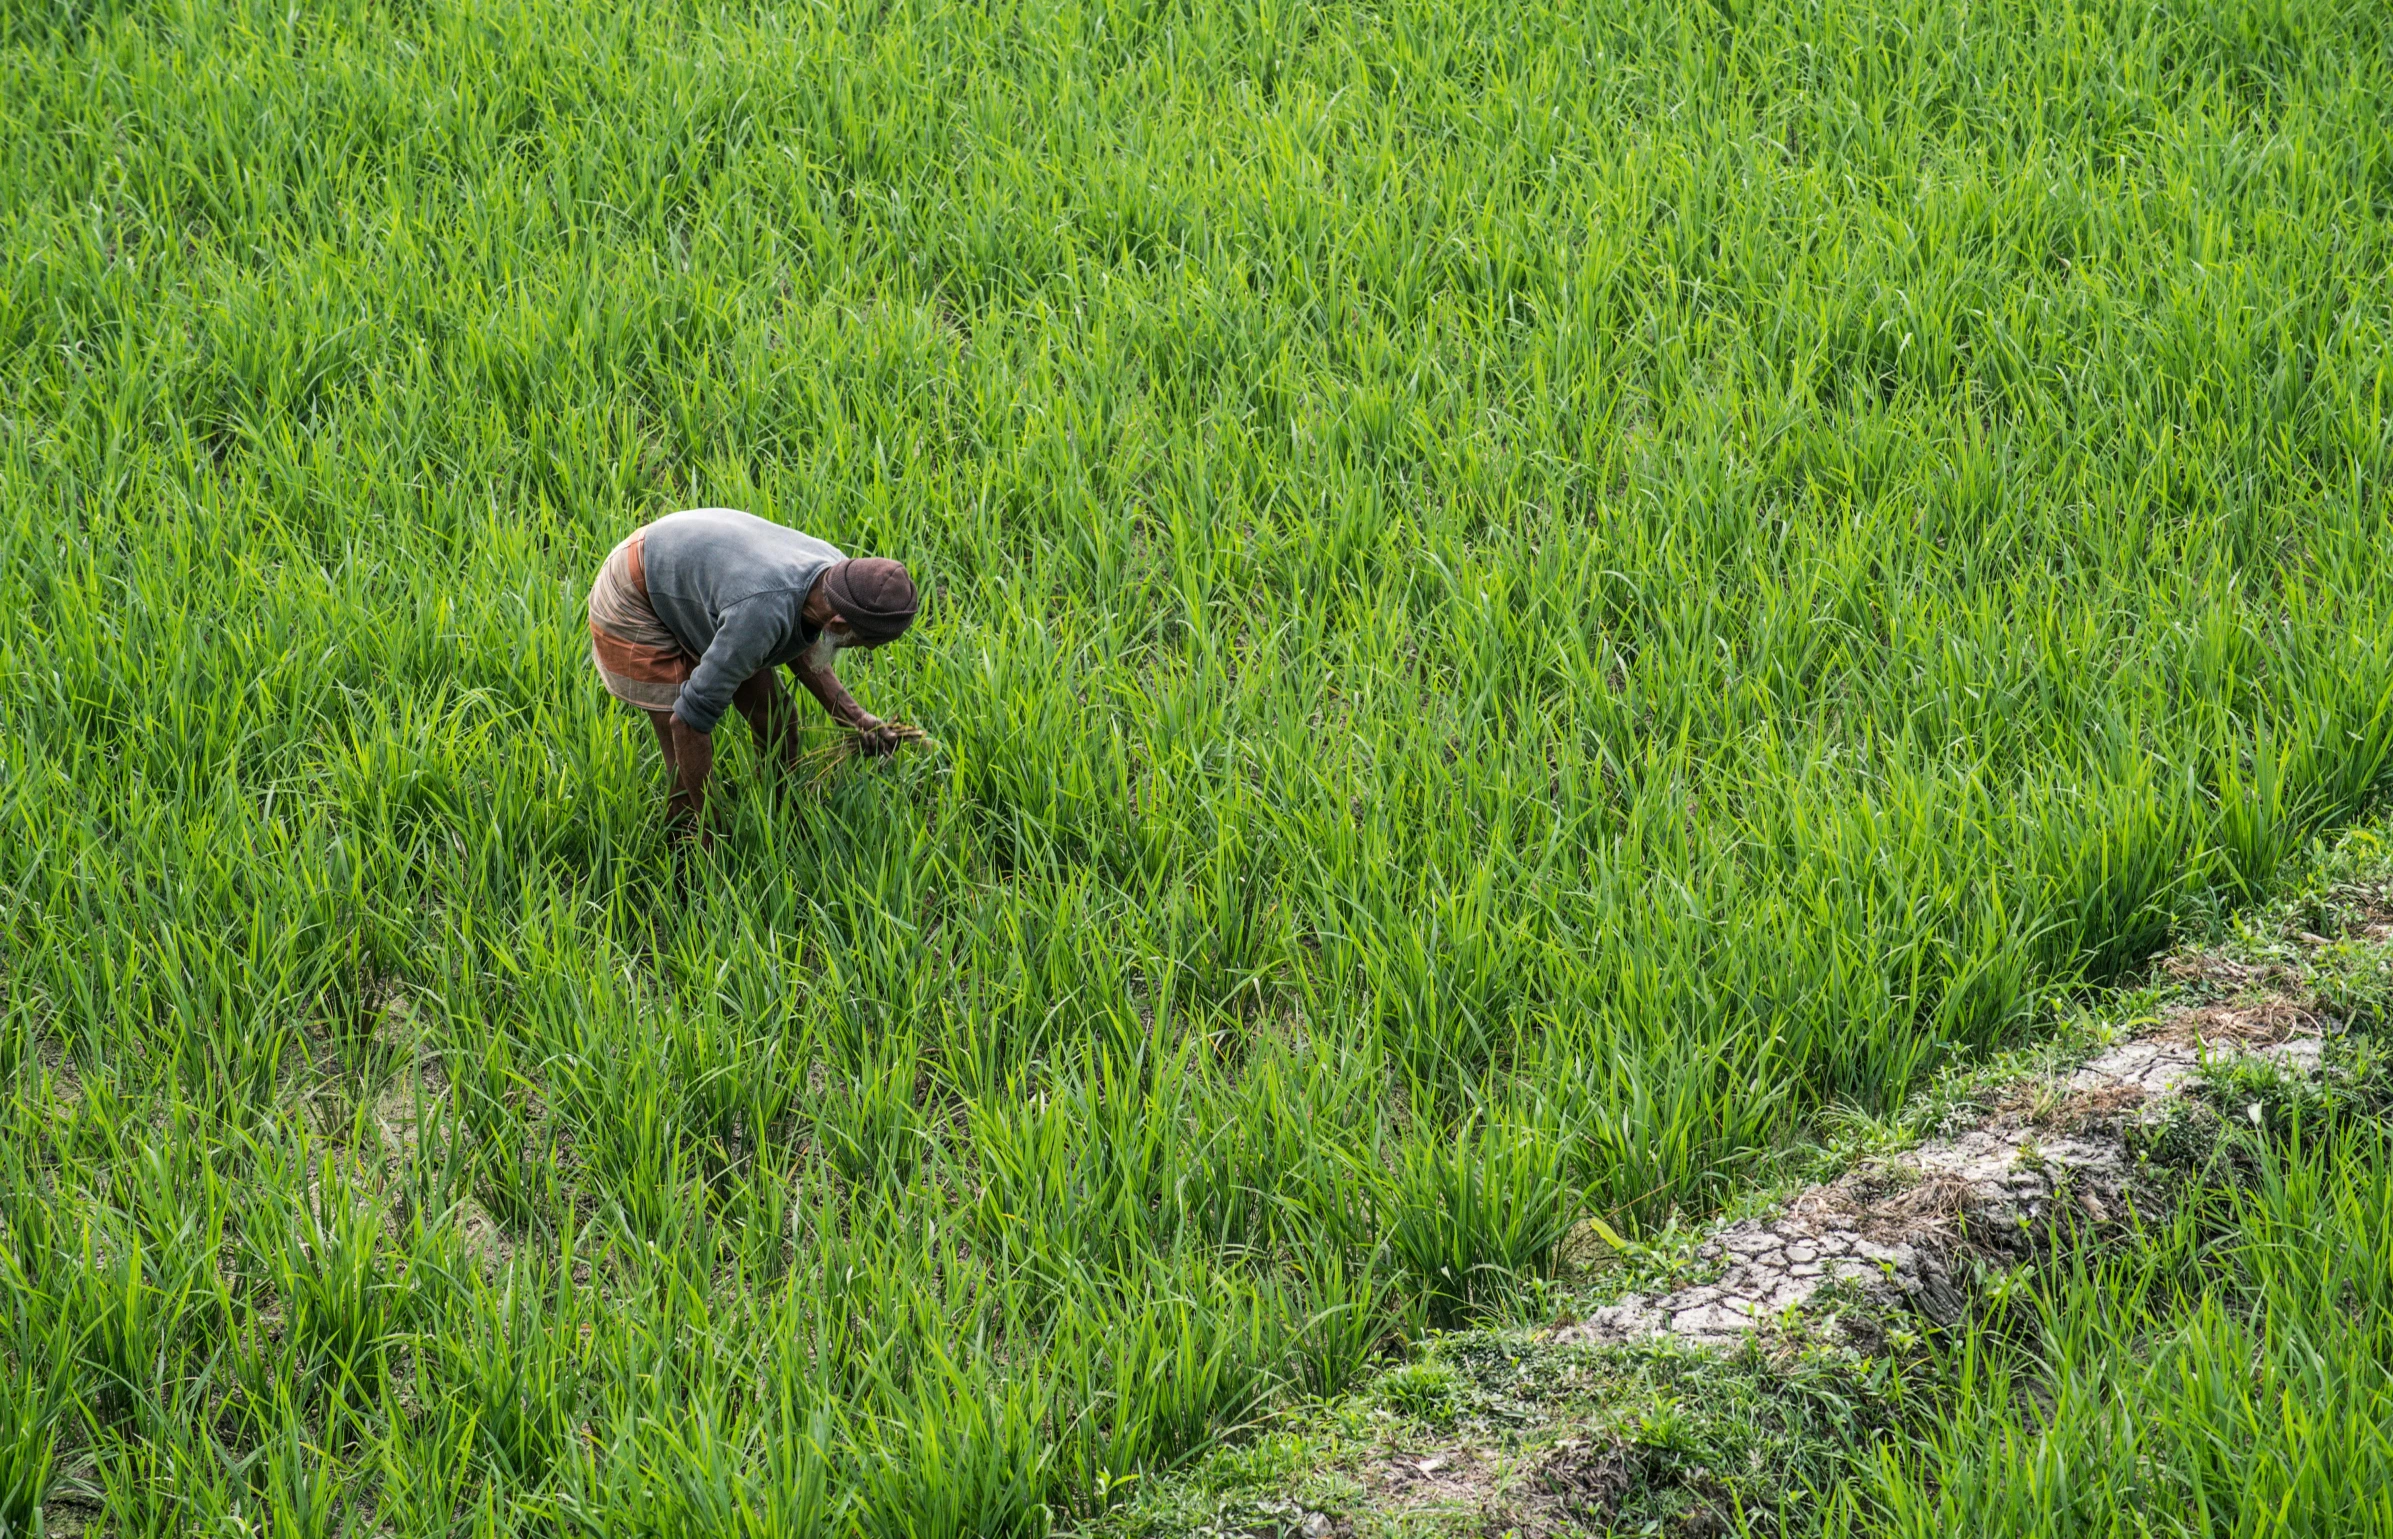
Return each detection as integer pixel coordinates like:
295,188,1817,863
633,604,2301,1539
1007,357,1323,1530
1553,1027,2324,1350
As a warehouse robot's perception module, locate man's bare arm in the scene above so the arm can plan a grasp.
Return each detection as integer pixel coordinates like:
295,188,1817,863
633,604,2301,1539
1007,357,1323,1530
789,642,899,754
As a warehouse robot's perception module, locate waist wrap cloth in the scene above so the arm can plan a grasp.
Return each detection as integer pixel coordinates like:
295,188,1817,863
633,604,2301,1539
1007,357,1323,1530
586,529,693,713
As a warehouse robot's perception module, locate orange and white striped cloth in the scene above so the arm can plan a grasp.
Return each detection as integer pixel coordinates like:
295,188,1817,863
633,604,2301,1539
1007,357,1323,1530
586,529,693,713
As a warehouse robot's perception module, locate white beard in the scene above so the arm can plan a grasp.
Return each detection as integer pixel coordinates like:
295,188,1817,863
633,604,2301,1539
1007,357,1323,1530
803,629,848,671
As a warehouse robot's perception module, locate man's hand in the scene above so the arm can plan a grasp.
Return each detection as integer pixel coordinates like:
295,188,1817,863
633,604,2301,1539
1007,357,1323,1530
852,715,901,757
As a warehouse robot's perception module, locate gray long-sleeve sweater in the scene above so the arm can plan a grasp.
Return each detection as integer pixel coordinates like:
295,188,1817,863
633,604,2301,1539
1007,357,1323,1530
642,508,846,733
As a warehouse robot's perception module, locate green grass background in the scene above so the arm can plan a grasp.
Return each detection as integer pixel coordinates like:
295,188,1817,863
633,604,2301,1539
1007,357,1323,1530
2,0,2391,1529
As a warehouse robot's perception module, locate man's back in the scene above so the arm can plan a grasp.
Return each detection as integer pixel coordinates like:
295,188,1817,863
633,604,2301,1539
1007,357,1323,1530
640,508,846,659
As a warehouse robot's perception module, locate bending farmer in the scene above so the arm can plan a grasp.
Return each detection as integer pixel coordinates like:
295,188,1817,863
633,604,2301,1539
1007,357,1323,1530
586,508,919,834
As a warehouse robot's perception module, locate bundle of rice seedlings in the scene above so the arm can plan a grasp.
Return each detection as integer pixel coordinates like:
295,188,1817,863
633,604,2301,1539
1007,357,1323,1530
798,722,938,790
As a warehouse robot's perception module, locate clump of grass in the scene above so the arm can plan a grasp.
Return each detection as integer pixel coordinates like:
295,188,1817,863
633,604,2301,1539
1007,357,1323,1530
0,1324,67,1539
1386,1108,1579,1326
1372,1359,1464,1428
814,1038,927,1187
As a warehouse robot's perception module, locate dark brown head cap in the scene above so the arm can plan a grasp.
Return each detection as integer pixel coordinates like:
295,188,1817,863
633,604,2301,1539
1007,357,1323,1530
822,557,919,642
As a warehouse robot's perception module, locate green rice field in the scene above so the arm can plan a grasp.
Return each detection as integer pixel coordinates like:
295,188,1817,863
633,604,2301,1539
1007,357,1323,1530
3,0,2390,1529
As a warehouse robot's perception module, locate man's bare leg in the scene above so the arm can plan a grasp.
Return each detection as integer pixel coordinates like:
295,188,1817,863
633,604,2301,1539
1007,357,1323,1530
647,708,713,834
731,669,806,773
